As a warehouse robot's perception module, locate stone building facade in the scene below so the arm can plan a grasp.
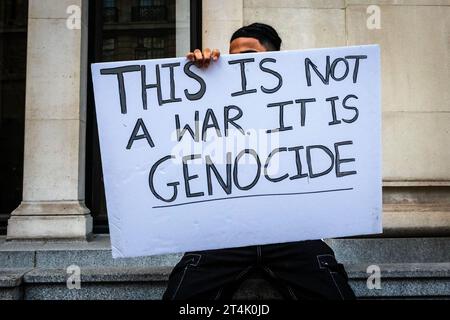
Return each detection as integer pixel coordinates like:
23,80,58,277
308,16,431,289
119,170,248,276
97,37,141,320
0,0,449,299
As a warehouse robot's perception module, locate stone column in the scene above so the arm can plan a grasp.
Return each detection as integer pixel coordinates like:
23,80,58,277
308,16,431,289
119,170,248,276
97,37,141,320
7,0,92,240
202,0,243,53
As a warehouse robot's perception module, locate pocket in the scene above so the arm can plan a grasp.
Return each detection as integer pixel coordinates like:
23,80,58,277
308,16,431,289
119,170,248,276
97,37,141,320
328,270,356,300
316,254,339,270
317,255,355,300
183,253,202,266
168,253,202,300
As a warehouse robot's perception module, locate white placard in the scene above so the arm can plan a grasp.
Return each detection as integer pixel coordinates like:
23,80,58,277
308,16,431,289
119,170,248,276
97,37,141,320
91,45,382,258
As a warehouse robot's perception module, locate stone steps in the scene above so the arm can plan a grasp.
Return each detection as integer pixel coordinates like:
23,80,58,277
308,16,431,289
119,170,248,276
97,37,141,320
2,237,450,268
1,236,449,299
1,263,450,300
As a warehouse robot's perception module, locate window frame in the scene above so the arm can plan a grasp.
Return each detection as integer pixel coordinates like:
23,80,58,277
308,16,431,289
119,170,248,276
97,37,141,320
85,0,202,233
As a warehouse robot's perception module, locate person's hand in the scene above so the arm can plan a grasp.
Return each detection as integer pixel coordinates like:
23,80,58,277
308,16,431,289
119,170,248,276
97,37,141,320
186,48,220,68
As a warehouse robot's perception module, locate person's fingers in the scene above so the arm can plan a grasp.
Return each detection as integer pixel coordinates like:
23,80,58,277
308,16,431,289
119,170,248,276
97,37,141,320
193,49,203,68
186,52,195,61
188,48,219,68
203,48,212,68
212,49,221,61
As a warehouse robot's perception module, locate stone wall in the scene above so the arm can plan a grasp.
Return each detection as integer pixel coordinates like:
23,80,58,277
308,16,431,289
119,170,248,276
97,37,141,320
202,0,450,235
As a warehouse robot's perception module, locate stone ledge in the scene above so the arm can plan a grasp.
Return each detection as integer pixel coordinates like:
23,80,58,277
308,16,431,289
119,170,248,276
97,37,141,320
2,263,449,300
23,267,171,283
1,236,449,269
0,268,31,301
325,237,450,264
0,251,36,268
19,263,450,284
347,263,450,278
0,269,31,287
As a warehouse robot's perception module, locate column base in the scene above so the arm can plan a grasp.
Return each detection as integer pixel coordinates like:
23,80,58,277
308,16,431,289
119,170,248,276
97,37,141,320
6,202,93,241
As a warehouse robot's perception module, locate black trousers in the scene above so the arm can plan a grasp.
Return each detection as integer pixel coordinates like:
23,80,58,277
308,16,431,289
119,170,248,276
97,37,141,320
163,240,356,300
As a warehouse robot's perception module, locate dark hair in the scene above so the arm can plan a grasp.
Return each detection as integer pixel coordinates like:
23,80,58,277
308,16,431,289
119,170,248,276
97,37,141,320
230,23,282,51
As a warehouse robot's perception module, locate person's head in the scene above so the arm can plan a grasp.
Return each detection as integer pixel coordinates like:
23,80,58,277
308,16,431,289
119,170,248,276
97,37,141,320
229,23,282,54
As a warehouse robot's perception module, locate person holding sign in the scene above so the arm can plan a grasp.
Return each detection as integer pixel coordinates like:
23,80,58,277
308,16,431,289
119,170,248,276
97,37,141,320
162,23,356,300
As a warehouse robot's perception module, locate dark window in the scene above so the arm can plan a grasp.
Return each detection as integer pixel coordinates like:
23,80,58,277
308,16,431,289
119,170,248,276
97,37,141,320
0,0,28,235
102,37,117,60
86,0,202,233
